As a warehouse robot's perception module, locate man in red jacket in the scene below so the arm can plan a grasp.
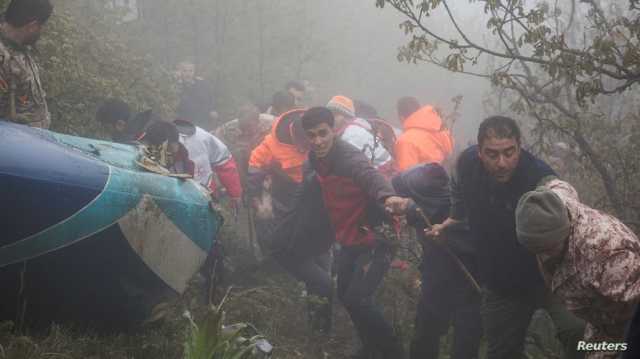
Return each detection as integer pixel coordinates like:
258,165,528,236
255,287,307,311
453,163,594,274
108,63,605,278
301,107,409,359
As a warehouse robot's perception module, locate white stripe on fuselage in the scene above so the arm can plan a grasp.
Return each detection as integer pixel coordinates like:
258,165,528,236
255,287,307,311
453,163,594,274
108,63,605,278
117,194,207,294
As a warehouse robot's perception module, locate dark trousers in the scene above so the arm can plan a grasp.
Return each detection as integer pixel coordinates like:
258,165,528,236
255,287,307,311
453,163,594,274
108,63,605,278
482,287,585,359
277,253,332,298
336,241,404,358
410,273,482,359
276,252,333,333
622,303,640,359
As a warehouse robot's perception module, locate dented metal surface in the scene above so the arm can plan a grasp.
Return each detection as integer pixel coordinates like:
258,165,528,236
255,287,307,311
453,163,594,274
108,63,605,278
0,121,220,292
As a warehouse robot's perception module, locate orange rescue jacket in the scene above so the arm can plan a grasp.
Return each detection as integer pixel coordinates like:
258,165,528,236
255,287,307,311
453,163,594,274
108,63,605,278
395,106,454,171
248,109,308,183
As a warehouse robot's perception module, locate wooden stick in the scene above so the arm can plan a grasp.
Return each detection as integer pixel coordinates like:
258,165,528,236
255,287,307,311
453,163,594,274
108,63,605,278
247,204,261,260
416,208,482,294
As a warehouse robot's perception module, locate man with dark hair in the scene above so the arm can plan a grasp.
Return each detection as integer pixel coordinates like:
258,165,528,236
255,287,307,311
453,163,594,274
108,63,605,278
264,81,304,116
0,0,53,128
140,120,194,176
143,120,178,145
427,116,585,359
476,115,521,146
96,98,130,125
396,96,421,121
271,90,296,116
394,96,453,171
95,98,155,143
301,106,409,358
96,98,132,142
285,80,305,106
176,61,218,131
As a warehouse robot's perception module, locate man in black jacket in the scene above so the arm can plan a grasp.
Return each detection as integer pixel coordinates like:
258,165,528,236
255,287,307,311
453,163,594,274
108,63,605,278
176,61,218,130
301,107,409,359
95,98,155,143
392,163,482,359
427,116,585,359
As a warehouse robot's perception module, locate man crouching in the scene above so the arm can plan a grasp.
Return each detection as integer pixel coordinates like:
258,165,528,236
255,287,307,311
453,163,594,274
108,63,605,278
516,178,640,359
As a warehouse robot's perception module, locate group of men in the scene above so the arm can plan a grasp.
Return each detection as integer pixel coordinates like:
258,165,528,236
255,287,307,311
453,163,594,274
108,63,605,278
3,1,640,359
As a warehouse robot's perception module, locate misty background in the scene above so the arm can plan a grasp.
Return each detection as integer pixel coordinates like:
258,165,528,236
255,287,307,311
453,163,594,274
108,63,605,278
2,1,640,358
63,0,491,145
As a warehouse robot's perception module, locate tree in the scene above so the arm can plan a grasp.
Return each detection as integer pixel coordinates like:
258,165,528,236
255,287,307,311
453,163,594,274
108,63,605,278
0,0,178,137
107,0,328,115
377,0,640,226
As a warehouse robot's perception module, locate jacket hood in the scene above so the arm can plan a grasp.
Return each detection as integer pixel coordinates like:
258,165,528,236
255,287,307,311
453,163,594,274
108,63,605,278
173,119,197,137
272,108,308,150
392,163,450,219
403,106,445,132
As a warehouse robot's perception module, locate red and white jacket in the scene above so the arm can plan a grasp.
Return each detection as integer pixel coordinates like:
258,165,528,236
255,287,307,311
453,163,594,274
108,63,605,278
175,120,242,199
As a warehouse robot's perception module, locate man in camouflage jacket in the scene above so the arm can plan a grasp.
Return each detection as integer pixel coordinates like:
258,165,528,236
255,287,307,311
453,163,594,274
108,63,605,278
0,0,52,129
215,102,274,199
215,103,273,163
517,178,640,358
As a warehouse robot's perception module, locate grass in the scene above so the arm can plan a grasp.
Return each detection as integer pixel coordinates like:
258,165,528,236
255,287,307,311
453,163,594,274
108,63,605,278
0,213,565,359
183,287,268,359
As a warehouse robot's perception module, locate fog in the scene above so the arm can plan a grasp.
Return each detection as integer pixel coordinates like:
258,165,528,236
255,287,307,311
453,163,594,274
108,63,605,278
113,0,492,145
304,1,491,144
4,1,640,356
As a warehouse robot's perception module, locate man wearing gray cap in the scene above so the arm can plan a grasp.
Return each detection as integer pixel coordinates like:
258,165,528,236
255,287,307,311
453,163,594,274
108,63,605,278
516,178,640,359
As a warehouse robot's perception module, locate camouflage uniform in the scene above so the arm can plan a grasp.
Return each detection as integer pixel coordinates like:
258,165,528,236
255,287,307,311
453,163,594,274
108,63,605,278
216,115,273,150
215,115,273,177
215,115,274,258
0,34,50,128
544,179,640,359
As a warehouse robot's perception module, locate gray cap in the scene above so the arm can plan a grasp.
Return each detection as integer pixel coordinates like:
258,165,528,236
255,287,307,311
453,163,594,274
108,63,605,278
516,187,571,254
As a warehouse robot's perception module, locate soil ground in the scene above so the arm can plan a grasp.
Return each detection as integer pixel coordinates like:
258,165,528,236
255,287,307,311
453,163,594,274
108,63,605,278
0,209,563,358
